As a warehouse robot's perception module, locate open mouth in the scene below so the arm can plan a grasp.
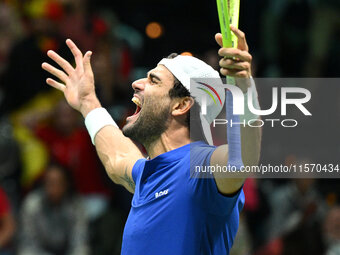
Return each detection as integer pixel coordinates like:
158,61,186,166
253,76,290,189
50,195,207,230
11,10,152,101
131,96,142,117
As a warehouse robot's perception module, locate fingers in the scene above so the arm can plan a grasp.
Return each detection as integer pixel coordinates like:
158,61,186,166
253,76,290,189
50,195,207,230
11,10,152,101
215,26,249,50
215,33,223,48
220,68,249,78
42,62,68,83
46,78,66,92
218,47,252,63
219,58,250,71
230,25,248,51
66,39,83,71
83,51,93,75
216,27,252,78
47,50,74,75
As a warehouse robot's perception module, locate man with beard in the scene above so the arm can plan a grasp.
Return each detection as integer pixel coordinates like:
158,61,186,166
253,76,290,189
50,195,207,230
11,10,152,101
42,26,261,255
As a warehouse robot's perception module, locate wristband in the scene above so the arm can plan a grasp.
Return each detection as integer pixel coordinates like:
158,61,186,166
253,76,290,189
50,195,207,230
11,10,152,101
85,108,118,145
239,77,260,124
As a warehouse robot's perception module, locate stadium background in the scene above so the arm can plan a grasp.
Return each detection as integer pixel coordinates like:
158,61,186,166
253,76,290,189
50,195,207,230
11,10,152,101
0,0,339,254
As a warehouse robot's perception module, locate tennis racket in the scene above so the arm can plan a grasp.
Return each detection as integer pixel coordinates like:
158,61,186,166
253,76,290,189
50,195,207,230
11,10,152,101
216,0,244,170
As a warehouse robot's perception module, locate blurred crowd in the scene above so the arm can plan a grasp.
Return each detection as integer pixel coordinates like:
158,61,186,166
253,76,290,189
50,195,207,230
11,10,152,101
0,0,339,254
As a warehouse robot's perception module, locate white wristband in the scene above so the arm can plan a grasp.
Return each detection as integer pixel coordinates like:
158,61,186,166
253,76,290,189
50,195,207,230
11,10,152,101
85,108,118,145
240,77,260,124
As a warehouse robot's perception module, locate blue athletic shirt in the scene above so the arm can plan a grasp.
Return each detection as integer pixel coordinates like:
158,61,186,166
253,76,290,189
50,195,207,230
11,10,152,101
121,141,245,255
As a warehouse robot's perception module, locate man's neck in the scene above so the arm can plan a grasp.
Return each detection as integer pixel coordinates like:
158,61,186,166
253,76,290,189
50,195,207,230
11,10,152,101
145,125,191,159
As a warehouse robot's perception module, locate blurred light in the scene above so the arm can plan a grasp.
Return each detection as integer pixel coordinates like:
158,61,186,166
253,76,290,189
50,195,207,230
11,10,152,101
181,52,193,56
145,22,163,39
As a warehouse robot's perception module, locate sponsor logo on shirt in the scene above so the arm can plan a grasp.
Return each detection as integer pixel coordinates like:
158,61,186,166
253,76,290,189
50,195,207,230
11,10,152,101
155,189,169,198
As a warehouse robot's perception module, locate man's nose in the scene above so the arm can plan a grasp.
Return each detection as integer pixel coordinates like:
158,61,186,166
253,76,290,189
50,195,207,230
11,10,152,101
132,78,146,92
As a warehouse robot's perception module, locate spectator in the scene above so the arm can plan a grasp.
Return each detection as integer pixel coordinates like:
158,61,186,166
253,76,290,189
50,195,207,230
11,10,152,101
0,117,22,212
18,163,89,255
33,99,111,220
263,178,327,255
304,0,340,76
323,206,340,255
261,0,314,76
0,0,72,115
0,187,15,255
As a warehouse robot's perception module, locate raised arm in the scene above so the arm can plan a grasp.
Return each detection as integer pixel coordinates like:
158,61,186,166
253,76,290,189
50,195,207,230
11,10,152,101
211,26,262,195
42,39,143,193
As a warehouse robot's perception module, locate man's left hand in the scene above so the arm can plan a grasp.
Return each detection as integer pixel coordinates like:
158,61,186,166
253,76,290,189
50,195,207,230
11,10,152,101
215,25,253,92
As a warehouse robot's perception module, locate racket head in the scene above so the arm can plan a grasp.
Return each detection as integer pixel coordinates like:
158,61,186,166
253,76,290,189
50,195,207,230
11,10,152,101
216,0,240,48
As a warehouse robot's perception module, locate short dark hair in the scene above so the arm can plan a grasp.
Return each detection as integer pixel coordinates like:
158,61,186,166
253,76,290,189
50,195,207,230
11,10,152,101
167,53,190,127
45,162,75,196
166,53,206,142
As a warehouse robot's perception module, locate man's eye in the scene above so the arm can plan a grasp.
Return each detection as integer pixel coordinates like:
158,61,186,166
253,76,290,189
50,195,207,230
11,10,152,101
151,79,157,84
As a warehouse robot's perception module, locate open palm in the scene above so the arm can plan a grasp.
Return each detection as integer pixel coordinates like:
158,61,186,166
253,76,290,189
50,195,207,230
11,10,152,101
42,39,99,115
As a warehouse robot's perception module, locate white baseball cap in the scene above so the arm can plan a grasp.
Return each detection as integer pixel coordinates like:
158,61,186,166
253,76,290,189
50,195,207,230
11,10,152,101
158,55,225,145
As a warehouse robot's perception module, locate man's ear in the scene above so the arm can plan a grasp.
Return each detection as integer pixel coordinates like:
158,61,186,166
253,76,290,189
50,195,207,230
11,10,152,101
171,97,194,117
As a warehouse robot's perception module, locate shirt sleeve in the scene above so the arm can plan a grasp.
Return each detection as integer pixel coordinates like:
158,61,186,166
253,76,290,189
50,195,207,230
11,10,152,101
132,158,147,184
189,146,245,216
202,177,244,216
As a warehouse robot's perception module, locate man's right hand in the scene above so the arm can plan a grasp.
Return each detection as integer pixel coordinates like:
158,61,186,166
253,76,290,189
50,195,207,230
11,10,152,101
42,39,143,194
42,39,101,117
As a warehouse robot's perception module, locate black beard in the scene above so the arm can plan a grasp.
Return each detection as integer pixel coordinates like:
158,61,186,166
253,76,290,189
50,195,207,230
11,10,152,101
122,97,170,146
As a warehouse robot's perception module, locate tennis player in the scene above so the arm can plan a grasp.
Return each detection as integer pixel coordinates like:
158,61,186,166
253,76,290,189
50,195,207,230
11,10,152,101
42,26,261,255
